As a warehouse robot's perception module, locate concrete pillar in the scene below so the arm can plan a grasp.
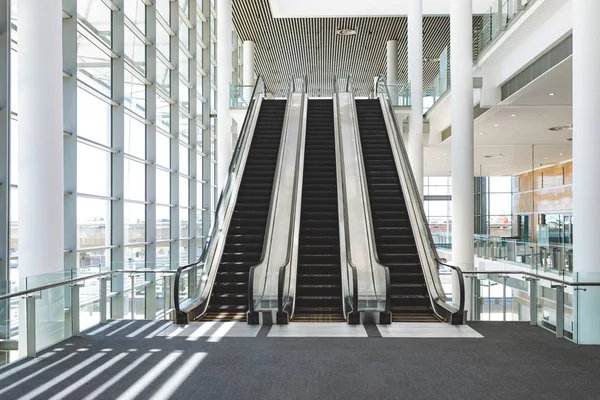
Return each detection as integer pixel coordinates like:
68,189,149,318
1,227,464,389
18,0,64,279
386,40,398,105
450,0,474,316
242,40,255,104
408,0,423,196
573,0,600,344
217,0,233,193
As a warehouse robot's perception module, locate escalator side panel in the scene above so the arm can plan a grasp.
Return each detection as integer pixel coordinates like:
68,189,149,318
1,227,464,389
202,100,287,321
355,99,437,322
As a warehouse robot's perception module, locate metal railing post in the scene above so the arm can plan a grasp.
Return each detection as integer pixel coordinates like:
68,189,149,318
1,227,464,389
71,284,80,336
530,246,535,270
130,274,136,319
25,295,36,357
553,284,565,338
99,277,107,323
502,275,507,322
526,277,538,326
163,275,168,320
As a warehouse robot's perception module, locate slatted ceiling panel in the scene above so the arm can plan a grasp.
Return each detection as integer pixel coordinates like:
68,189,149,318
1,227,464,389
233,0,479,97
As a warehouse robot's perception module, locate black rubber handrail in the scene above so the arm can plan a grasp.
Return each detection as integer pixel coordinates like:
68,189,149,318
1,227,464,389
174,76,265,320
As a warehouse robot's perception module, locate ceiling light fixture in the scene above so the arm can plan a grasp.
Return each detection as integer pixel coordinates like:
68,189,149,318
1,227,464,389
511,114,516,117
549,93,556,96
336,28,357,36
559,152,563,155
494,124,499,127
549,124,573,131
480,132,485,135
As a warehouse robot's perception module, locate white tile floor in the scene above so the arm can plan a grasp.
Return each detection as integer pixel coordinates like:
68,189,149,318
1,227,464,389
377,323,483,338
267,323,368,337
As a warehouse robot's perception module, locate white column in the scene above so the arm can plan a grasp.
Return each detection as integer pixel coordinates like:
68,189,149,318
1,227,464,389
18,0,64,279
18,0,64,357
450,0,474,317
408,0,423,196
242,40,255,104
217,0,233,193
573,0,600,344
386,40,398,105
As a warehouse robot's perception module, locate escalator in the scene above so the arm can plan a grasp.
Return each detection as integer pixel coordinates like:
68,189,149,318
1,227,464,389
203,100,287,321
355,99,437,322
293,99,345,322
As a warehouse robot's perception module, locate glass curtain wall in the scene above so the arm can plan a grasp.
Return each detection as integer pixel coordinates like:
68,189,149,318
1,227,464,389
2,0,219,319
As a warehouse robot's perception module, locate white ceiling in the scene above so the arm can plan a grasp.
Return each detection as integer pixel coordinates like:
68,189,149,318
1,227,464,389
423,57,573,176
269,0,495,17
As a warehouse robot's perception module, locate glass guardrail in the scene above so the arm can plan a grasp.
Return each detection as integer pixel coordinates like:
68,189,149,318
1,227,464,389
0,265,177,366
434,234,574,277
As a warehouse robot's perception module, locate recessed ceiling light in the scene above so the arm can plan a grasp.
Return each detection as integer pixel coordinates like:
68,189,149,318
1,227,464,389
494,124,499,127
336,28,357,36
436,157,440,160
443,153,447,156
549,93,556,96
545,157,548,160
559,152,563,155
511,114,516,117
505,169,509,172
479,132,485,135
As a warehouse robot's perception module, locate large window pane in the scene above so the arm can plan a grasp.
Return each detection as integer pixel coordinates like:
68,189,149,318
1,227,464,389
156,59,171,95
156,205,171,241
124,0,146,33
179,143,189,175
179,49,189,81
77,143,111,196
77,34,112,96
77,0,112,45
77,88,112,146
10,119,18,185
77,197,110,249
180,208,189,237
156,0,170,21
179,80,189,112
124,114,146,159
157,94,171,132
125,27,146,74
156,169,171,205
156,133,171,168
124,202,146,243
156,21,170,59
124,159,146,201
179,176,189,207
125,70,146,117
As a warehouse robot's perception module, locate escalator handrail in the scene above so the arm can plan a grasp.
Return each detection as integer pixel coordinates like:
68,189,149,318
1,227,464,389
375,76,465,320
276,76,309,319
334,75,389,317
332,79,359,319
173,75,266,317
248,75,307,317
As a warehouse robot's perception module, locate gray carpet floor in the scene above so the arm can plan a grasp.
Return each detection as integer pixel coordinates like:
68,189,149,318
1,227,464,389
1,321,599,400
